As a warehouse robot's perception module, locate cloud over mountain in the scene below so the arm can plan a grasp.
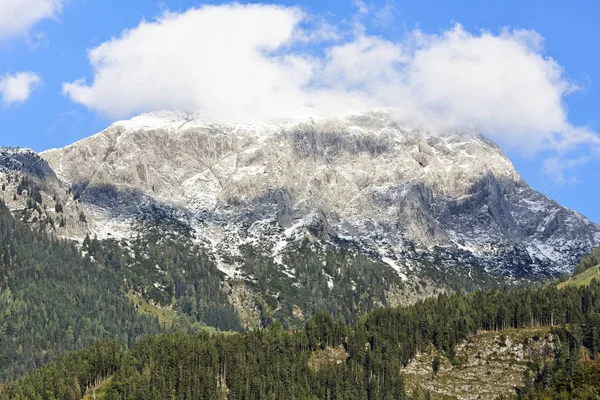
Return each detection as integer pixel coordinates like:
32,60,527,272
63,3,598,157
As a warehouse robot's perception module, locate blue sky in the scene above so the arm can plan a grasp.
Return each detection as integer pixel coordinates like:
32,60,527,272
0,0,599,222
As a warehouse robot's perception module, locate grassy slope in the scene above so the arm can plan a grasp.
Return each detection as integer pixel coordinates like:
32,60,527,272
126,291,177,326
125,291,236,336
558,265,600,289
82,377,113,400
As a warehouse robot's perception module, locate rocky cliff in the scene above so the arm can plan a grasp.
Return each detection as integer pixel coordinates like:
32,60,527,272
40,110,600,282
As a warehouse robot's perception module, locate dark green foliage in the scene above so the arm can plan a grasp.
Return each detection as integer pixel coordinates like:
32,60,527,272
432,355,441,376
0,201,161,381
238,239,403,328
558,273,570,283
0,341,124,400
305,311,347,350
84,229,243,333
238,237,534,329
4,278,600,399
517,327,600,399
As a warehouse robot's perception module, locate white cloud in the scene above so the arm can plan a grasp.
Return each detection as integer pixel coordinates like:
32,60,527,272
0,72,41,105
63,4,599,161
0,0,63,39
353,0,371,14
543,156,591,185
403,27,577,153
64,4,313,120
374,2,396,28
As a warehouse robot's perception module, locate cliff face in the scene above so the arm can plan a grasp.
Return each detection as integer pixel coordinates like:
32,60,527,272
38,110,599,284
0,147,89,237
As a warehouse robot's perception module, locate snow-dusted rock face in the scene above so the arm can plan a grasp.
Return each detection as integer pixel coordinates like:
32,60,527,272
0,147,90,237
0,147,57,181
40,110,600,281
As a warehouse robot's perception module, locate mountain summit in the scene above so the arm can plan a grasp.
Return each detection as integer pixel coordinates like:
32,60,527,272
40,110,599,285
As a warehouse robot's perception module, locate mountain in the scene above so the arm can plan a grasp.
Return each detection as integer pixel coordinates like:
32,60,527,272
41,110,600,270
4,109,600,327
2,111,600,396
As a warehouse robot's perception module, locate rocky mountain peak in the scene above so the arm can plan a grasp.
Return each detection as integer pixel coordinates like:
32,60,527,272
31,109,600,288
43,109,521,201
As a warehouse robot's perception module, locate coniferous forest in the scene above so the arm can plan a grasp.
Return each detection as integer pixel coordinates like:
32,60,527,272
0,202,162,381
1,279,600,398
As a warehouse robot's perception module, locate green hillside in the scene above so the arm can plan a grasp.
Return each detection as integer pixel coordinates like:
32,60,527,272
0,201,162,381
3,281,600,399
558,265,600,289
125,290,177,327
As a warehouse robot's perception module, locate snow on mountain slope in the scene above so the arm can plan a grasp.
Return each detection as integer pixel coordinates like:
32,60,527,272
40,109,600,281
0,147,90,237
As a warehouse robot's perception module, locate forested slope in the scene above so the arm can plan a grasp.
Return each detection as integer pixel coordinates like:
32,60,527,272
3,279,600,399
83,230,243,332
0,201,162,380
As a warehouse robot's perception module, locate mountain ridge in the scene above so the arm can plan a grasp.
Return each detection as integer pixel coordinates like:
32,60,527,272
39,110,600,271
2,109,600,326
